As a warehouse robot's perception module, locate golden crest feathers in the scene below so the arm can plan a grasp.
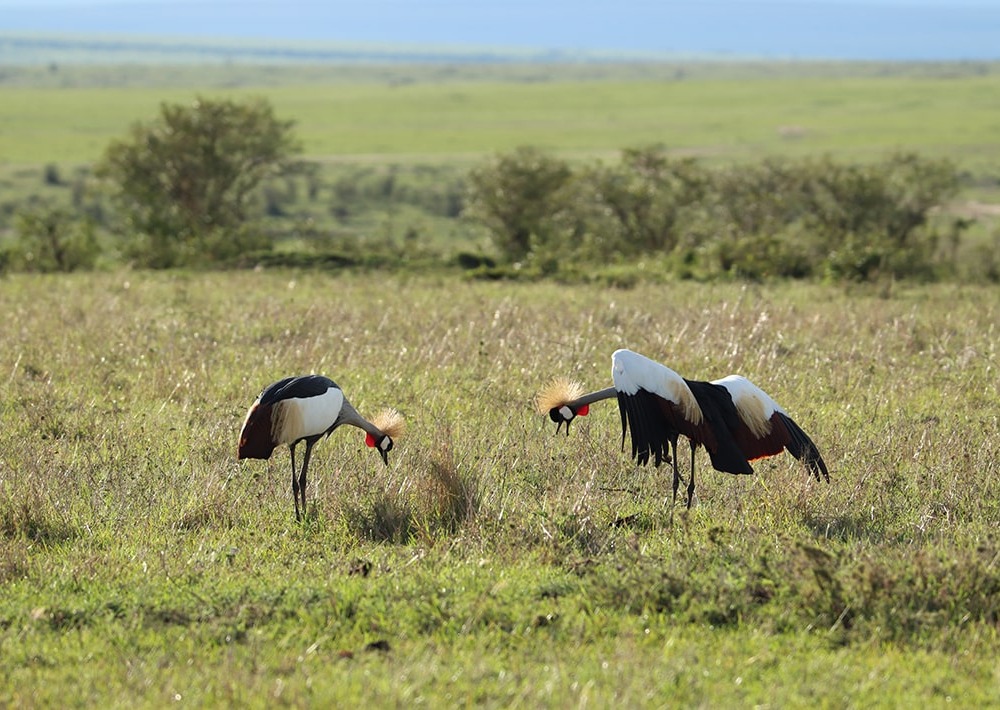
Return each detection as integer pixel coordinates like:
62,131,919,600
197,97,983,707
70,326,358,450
372,408,406,439
534,377,584,415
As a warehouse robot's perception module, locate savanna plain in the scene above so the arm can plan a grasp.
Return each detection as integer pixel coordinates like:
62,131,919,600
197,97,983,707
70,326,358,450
1,58,999,707
1,274,998,706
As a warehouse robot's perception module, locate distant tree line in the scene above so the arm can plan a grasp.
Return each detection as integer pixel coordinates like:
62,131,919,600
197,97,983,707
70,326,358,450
1,96,991,283
464,145,970,282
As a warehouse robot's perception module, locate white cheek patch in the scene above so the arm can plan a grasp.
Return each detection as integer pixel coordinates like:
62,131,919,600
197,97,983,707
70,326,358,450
380,437,392,451
558,405,574,421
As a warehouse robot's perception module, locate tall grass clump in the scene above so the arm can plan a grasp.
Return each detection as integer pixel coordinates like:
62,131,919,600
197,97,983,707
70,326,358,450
0,489,74,545
420,433,481,534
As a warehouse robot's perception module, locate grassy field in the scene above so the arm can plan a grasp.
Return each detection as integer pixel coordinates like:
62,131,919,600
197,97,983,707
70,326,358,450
1,271,998,705
2,65,1000,172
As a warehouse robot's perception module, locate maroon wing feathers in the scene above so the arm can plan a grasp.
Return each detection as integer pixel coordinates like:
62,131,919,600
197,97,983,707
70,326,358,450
730,411,789,462
237,402,278,460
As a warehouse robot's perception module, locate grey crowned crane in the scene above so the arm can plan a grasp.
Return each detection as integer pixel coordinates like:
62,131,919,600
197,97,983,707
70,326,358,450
238,375,404,520
536,349,828,510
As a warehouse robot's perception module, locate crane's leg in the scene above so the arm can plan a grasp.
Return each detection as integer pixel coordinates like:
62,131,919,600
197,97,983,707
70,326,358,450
669,438,681,523
290,443,301,521
686,442,697,509
298,440,315,520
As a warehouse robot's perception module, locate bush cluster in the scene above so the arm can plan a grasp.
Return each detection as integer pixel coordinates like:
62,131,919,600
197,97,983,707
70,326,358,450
0,103,973,283
4,206,99,273
464,146,964,282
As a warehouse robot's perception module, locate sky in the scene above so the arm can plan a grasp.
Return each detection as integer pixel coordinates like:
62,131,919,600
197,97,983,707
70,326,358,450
2,0,999,60
7,0,999,6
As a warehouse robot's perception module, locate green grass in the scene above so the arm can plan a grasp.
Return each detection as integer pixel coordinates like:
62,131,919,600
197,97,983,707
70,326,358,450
2,69,1000,173
1,272,998,705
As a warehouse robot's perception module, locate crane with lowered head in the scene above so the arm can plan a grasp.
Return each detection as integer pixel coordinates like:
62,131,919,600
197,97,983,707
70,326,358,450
536,349,828,510
238,374,404,520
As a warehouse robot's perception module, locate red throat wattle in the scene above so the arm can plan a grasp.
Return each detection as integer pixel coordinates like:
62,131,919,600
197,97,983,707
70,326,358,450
577,404,589,416
365,432,376,448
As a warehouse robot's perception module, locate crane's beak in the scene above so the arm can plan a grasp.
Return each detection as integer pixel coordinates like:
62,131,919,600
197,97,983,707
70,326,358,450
377,434,393,465
550,406,573,435
367,432,393,465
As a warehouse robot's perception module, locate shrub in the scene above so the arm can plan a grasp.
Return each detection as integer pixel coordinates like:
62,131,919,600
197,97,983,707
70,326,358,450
42,163,63,186
582,145,707,258
10,205,99,272
464,146,575,262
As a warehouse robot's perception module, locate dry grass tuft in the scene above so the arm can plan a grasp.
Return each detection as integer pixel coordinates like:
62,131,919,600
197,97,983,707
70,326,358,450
1,491,75,544
423,437,480,532
174,497,236,531
371,407,406,439
0,539,28,583
534,377,585,415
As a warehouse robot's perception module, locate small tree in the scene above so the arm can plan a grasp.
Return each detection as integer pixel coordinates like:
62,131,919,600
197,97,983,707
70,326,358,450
585,145,707,256
96,96,302,267
464,146,574,262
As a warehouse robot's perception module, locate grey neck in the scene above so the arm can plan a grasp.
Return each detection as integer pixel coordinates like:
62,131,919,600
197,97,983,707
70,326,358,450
339,399,383,437
569,386,618,408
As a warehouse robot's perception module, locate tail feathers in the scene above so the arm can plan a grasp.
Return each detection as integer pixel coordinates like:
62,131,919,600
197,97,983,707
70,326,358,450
779,413,829,482
237,403,278,460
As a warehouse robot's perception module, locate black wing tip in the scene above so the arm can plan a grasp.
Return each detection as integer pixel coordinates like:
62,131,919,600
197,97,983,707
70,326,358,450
779,412,830,482
809,454,831,482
